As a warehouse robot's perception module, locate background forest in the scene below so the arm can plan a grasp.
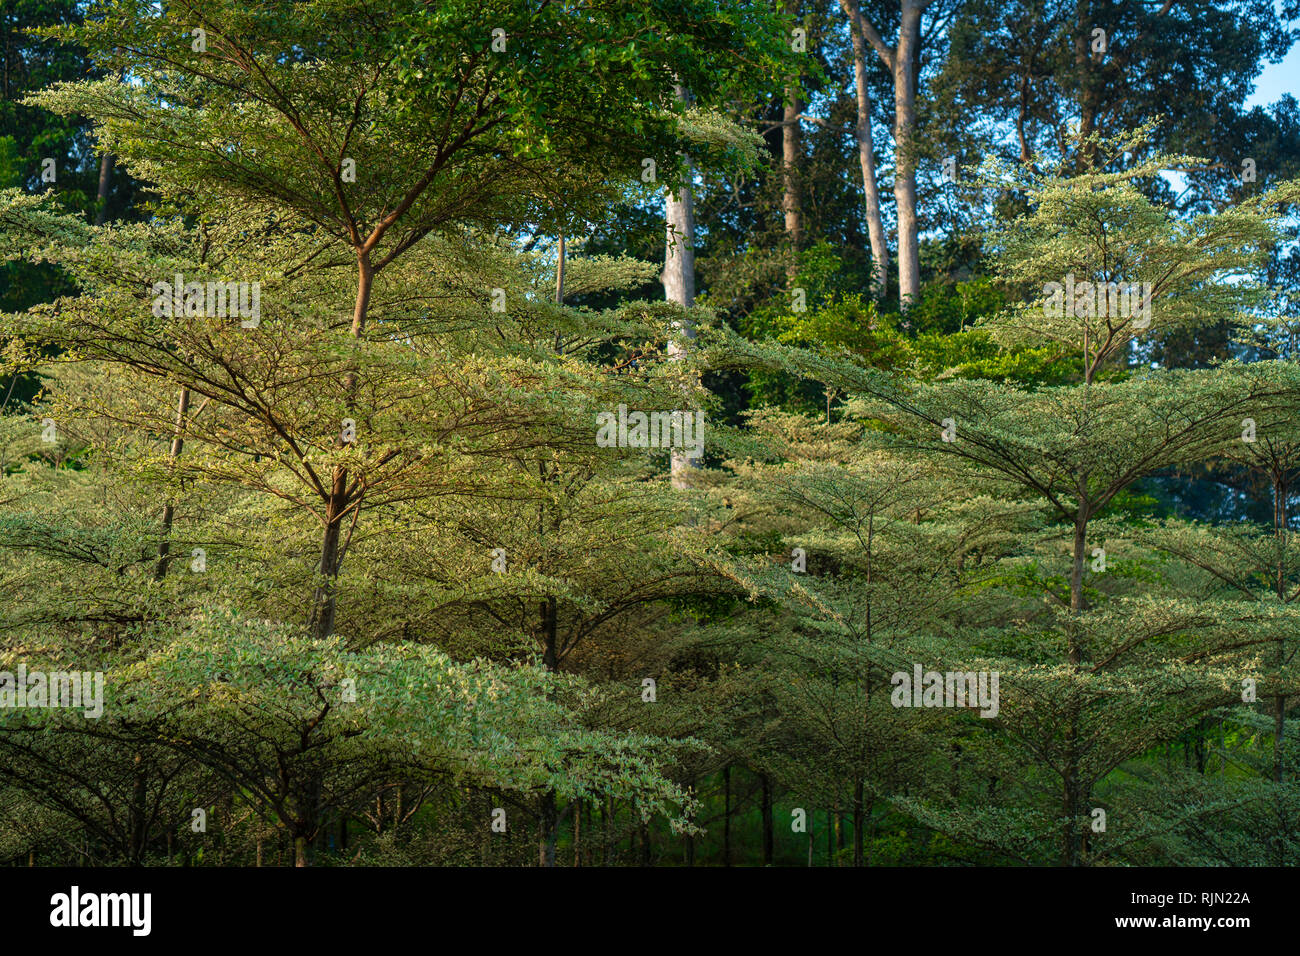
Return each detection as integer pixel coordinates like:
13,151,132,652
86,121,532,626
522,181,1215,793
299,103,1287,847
1,0,1299,868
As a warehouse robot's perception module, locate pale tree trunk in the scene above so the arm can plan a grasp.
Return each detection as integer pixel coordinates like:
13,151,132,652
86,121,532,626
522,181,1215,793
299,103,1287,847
781,92,803,267
664,85,699,489
858,0,933,309
781,0,805,262
891,4,923,309
840,0,888,299
781,12,805,286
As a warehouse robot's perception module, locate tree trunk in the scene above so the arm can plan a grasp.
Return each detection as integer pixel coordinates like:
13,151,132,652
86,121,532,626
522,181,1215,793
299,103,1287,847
541,596,558,671
573,798,581,867
781,0,805,272
664,84,699,489
534,589,562,865
155,387,191,580
1059,509,1091,865
1272,474,1288,782
308,251,373,638
1070,516,1088,616
554,230,566,306
841,0,889,299
350,252,375,340
94,151,114,227
781,88,804,281
1060,774,1084,866
308,468,348,640
892,3,923,308
1072,0,1100,168
538,792,558,867
639,819,651,866
129,751,148,865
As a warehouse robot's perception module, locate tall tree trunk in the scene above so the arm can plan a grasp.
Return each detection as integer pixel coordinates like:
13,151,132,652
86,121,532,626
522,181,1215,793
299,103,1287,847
841,0,889,299
779,0,804,284
781,92,803,271
1072,0,1100,168
665,85,699,489
891,3,923,308
781,89,804,279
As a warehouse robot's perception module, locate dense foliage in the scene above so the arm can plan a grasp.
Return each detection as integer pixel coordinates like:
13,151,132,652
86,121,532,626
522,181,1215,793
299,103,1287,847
1,0,1297,866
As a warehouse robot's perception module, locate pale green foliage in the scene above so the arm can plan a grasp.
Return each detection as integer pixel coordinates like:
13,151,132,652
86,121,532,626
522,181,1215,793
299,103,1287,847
972,126,1300,379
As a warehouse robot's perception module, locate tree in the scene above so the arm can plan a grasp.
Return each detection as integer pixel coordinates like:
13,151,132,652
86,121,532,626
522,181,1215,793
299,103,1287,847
707,129,1300,864
27,0,790,639
854,0,952,308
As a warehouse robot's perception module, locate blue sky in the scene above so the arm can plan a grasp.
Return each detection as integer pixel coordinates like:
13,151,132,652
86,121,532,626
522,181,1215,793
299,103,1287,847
1247,33,1300,108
